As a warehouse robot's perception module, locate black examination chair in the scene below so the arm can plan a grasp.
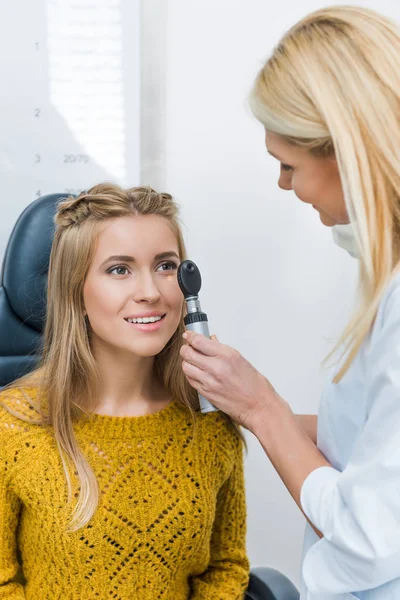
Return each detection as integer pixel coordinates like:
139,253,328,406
0,193,300,600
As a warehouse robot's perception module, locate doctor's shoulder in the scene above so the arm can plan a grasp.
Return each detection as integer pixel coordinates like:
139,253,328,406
368,272,400,348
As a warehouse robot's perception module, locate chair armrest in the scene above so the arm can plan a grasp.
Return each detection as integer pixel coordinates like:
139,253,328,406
246,566,300,600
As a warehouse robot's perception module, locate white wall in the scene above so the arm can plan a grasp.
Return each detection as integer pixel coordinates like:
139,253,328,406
0,0,140,261
162,0,399,587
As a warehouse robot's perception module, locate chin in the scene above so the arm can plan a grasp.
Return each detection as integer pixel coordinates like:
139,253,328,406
318,212,336,227
130,331,180,358
127,340,172,358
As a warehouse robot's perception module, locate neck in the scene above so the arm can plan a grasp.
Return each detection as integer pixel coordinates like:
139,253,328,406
90,337,170,417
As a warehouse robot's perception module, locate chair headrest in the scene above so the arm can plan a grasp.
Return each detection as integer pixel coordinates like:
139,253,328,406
1,194,66,332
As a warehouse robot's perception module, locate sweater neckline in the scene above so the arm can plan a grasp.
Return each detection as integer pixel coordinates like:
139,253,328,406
73,399,193,438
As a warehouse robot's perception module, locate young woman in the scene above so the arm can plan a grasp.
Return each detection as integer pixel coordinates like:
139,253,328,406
180,6,400,599
0,183,249,599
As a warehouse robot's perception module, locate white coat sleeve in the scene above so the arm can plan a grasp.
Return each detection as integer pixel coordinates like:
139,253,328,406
300,288,400,595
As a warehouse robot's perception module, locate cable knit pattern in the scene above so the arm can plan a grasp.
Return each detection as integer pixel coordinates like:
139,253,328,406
0,388,249,600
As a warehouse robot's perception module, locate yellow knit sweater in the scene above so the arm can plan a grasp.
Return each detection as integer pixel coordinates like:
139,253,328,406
0,388,249,600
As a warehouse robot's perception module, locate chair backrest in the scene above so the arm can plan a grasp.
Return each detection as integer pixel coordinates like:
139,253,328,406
0,194,66,386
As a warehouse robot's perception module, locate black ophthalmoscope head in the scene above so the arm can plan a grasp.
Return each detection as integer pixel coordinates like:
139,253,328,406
177,260,202,298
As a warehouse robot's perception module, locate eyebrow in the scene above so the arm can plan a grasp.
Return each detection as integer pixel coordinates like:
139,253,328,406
267,150,284,161
100,251,180,267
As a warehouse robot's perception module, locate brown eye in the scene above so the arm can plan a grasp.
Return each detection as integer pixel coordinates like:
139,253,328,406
281,163,293,171
156,261,178,272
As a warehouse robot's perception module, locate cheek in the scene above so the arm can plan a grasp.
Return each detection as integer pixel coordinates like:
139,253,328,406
161,277,184,312
83,278,118,319
292,174,319,205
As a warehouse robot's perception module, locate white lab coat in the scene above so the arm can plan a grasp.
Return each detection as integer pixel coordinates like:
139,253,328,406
300,272,400,599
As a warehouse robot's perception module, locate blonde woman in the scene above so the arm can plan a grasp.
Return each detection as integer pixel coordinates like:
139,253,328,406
180,6,400,600
0,184,249,599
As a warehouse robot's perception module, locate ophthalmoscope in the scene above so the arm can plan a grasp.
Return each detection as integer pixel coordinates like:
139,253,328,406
178,260,218,414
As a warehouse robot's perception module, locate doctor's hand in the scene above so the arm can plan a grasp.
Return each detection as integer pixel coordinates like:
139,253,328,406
180,331,282,432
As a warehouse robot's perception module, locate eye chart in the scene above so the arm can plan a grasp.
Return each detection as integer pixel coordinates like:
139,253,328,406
0,0,140,259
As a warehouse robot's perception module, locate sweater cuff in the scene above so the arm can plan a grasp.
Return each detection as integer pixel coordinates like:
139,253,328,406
300,466,341,535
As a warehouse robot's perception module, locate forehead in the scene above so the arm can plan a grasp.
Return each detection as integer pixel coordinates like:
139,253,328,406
93,214,179,260
264,130,306,161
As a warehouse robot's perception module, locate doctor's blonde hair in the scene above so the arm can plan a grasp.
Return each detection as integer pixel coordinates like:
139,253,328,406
250,5,400,381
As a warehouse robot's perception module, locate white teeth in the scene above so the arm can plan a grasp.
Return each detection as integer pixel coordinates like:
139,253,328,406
126,316,163,324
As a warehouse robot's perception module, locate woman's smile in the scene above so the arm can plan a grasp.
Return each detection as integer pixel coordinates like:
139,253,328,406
123,312,167,332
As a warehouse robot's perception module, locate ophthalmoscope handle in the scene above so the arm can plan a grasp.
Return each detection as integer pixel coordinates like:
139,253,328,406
178,260,218,414
184,310,217,414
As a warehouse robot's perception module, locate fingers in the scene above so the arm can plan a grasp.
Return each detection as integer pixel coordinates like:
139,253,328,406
182,331,220,357
181,360,209,390
180,343,211,371
186,375,202,392
185,375,213,403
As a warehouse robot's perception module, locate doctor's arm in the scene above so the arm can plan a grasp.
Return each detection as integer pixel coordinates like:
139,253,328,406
295,414,318,444
181,318,400,594
297,301,400,594
181,334,329,530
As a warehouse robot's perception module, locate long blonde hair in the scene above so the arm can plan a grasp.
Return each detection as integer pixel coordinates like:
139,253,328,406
250,5,400,381
1,183,202,530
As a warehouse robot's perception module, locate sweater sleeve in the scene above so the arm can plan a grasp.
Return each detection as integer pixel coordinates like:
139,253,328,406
190,432,249,599
0,429,25,599
300,285,400,596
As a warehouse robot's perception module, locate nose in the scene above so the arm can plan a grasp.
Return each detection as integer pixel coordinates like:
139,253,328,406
278,171,293,191
132,270,161,304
